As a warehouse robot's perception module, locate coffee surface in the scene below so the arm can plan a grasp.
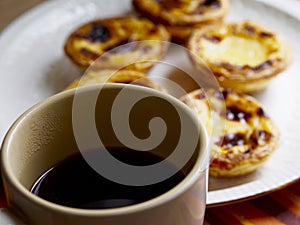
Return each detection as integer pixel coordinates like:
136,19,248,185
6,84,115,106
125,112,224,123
30,147,185,209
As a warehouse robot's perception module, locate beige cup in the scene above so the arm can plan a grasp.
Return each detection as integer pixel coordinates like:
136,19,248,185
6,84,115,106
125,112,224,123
1,84,208,225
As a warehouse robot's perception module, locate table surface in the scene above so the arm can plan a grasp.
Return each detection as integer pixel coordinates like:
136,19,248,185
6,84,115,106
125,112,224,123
1,1,300,225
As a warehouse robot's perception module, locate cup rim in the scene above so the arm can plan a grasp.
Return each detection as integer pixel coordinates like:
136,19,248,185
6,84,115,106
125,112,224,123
1,83,208,217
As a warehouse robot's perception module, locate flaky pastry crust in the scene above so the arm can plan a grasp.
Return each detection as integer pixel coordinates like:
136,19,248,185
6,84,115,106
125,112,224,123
65,69,163,91
165,20,221,44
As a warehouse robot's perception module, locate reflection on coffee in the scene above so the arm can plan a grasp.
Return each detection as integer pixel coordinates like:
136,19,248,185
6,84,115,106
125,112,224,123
30,147,185,209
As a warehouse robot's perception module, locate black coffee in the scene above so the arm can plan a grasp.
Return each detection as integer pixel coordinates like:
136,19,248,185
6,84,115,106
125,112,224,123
30,147,185,209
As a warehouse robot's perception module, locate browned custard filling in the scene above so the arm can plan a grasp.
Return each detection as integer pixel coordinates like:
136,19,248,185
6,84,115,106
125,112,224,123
223,105,252,122
217,130,272,149
215,90,272,152
180,88,279,177
64,17,170,70
75,23,111,43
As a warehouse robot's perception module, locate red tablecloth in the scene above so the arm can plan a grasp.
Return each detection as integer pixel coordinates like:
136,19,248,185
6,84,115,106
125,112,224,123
205,181,300,225
1,179,300,224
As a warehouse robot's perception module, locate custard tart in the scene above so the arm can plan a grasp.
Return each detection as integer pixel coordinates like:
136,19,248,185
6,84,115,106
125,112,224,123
181,88,279,177
64,17,170,71
65,69,163,91
133,0,229,43
188,21,291,92
132,0,229,26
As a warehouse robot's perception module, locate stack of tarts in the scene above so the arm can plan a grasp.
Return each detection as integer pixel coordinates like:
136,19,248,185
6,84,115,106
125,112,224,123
183,20,291,176
183,20,290,176
133,0,230,44
62,1,292,179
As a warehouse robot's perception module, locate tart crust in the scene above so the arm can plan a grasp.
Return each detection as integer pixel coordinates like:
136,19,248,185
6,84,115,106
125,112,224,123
65,69,163,91
188,21,291,92
165,20,221,44
64,17,170,71
181,88,279,177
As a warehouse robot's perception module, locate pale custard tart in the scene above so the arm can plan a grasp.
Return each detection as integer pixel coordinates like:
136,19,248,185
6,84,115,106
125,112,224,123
65,69,163,91
181,88,279,177
132,0,229,26
188,21,291,93
64,17,170,72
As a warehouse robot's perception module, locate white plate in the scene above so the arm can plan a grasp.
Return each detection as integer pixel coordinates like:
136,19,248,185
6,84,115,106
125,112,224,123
0,0,300,208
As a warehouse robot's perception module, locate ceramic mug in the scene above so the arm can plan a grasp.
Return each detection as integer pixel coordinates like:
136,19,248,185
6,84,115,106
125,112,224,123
1,84,208,225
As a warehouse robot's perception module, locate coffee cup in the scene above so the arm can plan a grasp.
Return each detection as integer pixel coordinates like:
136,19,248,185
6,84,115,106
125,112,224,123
1,84,208,225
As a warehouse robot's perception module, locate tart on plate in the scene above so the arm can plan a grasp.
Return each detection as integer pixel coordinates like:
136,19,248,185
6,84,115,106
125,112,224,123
132,0,229,25
181,88,279,177
188,21,291,92
64,17,170,71
65,69,163,91
133,0,229,43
